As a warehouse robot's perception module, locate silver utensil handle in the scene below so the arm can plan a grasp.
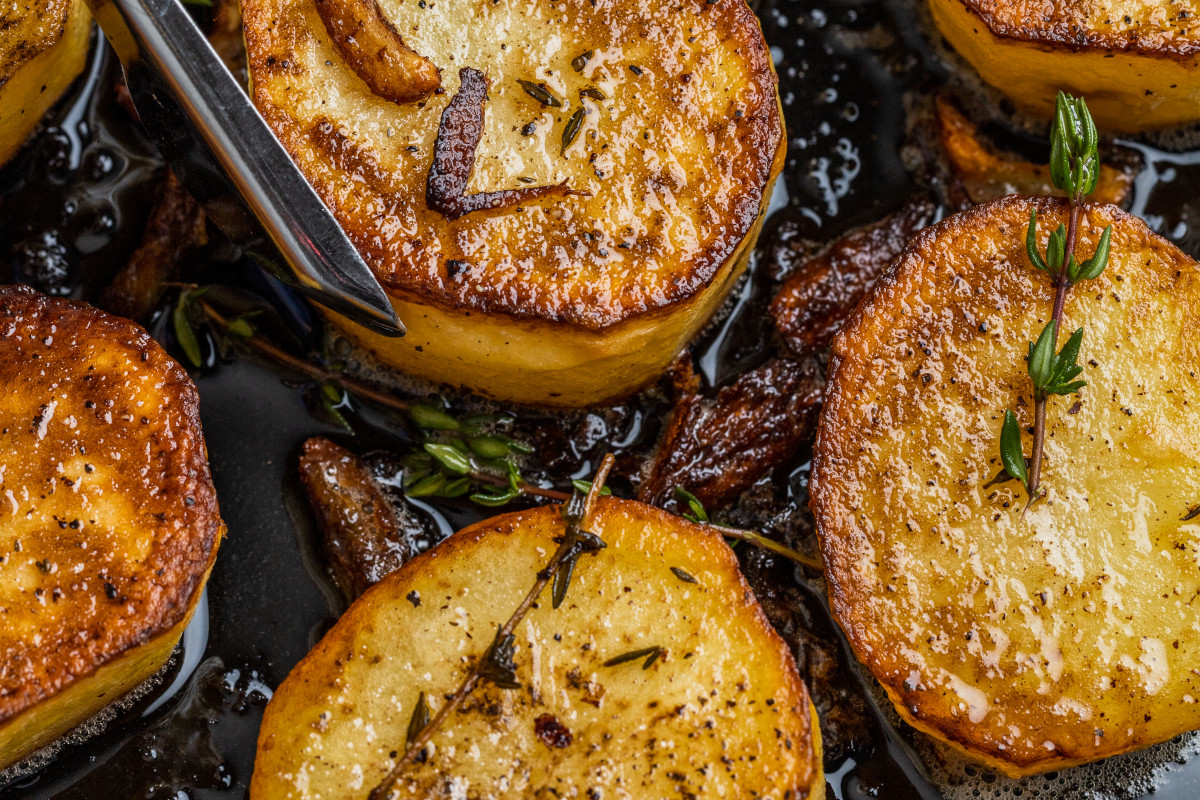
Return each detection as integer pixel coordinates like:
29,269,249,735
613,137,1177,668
88,0,404,336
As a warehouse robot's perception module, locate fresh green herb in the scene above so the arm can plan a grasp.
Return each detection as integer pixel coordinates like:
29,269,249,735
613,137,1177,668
172,288,208,368
409,403,461,430
996,91,1112,514
405,473,447,498
223,311,259,340
517,79,563,107
561,109,584,155
572,479,612,496
423,442,472,476
395,408,574,508
670,485,824,570
469,486,522,506
603,645,662,669
466,434,519,459
674,486,709,523
317,381,352,431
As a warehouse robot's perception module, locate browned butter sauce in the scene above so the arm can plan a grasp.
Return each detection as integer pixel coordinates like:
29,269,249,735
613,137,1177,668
2,0,1200,797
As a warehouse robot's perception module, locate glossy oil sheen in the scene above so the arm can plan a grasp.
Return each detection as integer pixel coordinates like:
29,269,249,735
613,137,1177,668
2,0,1200,797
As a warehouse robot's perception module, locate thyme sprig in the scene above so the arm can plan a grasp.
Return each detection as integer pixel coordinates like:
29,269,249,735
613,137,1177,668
996,92,1112,515
672,486,824,571
402,404,608,506
368,455,616,800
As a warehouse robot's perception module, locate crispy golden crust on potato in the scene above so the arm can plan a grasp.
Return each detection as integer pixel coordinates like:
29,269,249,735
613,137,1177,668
0,0,92,165
930,0,1200,130
242,0,783,328
0,287,222,734
954,0,1200,59
251,497,822,799
811,196,1200,775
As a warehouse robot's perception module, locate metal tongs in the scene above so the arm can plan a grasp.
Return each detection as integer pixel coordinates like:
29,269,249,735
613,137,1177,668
84,0,405,336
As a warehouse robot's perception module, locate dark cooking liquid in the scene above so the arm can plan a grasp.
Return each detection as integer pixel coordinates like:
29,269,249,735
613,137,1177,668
3,0,1200,797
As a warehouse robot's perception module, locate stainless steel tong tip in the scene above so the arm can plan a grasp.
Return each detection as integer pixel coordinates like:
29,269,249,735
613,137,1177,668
85,0,404,336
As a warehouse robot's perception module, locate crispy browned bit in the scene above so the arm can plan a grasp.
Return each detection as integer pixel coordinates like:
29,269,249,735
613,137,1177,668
98,172,207,321
426,67,583,220
533,713,573,748
935,96,1133,207
315,0,440,104
298,436,416,601
639,356,824,513
769,195,935,360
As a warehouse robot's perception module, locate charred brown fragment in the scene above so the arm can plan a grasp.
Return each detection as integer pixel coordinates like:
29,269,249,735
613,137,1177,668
315,0,440,104
639,356,824,513
426,68,582,220
298,436,415,601
99,172,207,322
769,195,935,360
534,713,573,749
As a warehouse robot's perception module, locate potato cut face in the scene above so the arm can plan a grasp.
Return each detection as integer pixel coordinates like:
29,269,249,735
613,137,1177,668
0,0,92,165
252,497,822,799
812,196,1200,775
929,0,1200,131
0,287,222,765
241,0,783,328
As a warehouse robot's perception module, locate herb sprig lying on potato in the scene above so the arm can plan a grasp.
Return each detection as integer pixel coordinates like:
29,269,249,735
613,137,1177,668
995,91,1113,513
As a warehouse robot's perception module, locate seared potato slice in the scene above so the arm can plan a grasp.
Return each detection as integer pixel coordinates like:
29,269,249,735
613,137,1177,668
252,497,823,799
0,287,223,769
242,0,784,406
930,0,1200,131
0,0,92,165
812,195,1200,776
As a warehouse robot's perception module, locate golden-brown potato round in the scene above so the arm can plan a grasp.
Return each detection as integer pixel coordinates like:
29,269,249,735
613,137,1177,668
251,497,823,799
930,0,1200,132
0,286,223,769
0,0,92,166
242,0,784,407
812,196,1200,776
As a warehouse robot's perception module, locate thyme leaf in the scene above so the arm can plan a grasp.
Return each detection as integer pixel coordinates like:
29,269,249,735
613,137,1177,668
561,109,585,155
517,79,564,107
673,486,709,523
172,289,208,368
571,50,593,72
406,692,431,747
409,403,461,430
604,645,662,669
670,566,698,584
479,626,521,690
